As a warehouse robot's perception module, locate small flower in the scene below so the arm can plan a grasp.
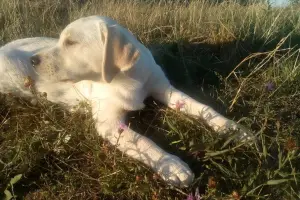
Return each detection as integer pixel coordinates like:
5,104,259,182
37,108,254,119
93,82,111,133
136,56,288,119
186,188,201,200
176,100,185,109
24,76,34,88
152,191,158,200
208,176,216,189
284,137,299,151
194,187,201,200
135,175,142,182
171,99,186,111
232,190,240,200
118,122,127,134
186,194,194,200
265,82,275,91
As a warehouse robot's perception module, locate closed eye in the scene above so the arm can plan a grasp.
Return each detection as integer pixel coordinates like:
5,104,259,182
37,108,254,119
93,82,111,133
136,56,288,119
64,39,78,46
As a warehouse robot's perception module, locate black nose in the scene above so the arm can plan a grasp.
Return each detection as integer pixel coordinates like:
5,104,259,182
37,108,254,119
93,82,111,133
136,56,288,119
30,55,41,67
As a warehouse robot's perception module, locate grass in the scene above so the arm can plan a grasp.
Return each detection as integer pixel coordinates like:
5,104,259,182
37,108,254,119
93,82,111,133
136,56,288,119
0,0,300,199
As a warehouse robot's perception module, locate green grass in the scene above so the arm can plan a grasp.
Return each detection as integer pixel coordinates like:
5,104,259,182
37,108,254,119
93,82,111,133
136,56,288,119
1,0,300,199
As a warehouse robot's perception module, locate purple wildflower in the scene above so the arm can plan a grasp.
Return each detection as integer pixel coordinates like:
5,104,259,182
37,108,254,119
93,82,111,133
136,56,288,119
186,194,194,200
186,188,201,200
194,187,201,200
118,122,127,134
265,82,275,91
172,99,186,111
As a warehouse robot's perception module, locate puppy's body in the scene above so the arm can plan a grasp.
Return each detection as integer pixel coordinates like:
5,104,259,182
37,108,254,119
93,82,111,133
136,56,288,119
0,16,252,187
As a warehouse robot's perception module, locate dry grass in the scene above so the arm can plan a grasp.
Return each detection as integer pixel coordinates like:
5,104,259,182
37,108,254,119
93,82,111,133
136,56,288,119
0,0,300,199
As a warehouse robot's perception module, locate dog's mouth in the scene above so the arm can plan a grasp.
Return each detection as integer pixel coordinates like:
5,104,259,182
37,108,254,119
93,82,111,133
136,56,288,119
60,79,75,83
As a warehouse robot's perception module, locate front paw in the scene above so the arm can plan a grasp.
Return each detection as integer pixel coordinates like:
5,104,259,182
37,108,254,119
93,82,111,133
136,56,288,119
155,154,194,187
227,120,255,143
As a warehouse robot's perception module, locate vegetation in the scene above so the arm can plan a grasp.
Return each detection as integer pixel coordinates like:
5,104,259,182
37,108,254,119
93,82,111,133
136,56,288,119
0,0,299,199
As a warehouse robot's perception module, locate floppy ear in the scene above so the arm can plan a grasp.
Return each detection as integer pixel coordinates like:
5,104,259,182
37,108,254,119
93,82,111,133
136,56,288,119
99,23,140,83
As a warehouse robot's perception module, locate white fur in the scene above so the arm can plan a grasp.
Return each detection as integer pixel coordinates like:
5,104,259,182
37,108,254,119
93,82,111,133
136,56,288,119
0,16,253,187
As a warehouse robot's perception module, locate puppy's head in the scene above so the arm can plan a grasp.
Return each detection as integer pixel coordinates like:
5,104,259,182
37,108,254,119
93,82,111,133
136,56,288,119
31,16,140,83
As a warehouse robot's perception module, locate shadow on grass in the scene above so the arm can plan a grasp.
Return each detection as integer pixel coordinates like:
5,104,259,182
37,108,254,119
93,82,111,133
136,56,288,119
149,32,300,115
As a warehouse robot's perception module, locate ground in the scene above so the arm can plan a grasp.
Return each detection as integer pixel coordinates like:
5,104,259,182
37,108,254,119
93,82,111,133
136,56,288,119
0,0,300,199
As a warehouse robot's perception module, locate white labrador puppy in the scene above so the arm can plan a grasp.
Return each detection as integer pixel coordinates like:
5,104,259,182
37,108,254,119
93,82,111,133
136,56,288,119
0,16,252,187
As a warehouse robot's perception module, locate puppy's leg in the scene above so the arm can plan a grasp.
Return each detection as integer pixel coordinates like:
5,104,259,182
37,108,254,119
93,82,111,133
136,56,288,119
92,102,194,187
152,84,252,140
